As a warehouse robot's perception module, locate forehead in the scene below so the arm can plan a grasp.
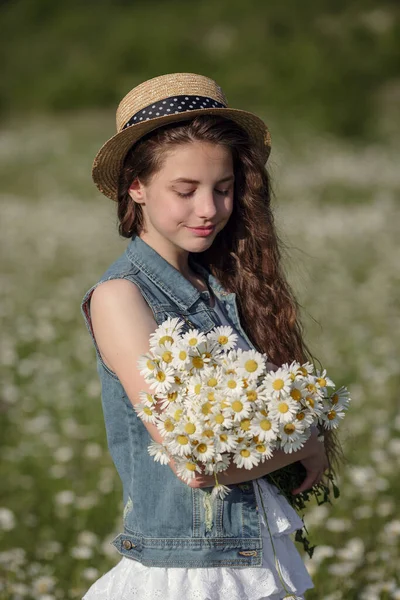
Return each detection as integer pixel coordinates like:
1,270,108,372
159,141,233,178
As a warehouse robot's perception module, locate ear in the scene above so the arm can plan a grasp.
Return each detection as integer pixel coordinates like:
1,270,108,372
128,177,146,204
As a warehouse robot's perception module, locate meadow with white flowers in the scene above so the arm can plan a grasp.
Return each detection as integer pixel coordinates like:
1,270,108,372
0,114,399,599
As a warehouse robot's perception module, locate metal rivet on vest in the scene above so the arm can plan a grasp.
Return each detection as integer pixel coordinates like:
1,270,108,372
238,550,258,557
122,540,134,550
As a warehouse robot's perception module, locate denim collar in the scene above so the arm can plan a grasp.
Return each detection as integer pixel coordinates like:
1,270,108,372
125,235,229,310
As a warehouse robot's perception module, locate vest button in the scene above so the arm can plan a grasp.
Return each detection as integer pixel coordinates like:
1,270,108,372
122,539,133,550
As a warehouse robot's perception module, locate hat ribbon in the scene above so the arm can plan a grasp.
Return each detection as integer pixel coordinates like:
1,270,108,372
122,95,226,129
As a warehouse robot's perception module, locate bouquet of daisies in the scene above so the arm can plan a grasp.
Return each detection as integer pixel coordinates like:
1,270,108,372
135,317,350,508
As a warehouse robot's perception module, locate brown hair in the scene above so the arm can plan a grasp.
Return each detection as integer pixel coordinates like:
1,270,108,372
117,115,342,473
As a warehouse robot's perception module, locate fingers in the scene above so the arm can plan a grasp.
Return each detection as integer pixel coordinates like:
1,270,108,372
292,469,323,495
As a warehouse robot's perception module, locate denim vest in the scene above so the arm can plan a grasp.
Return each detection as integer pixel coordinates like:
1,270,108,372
80,234,264,568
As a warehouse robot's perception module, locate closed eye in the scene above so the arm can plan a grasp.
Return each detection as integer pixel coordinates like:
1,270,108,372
177,190,230,198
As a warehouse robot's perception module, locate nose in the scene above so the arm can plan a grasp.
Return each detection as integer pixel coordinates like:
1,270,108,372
194,190,219,220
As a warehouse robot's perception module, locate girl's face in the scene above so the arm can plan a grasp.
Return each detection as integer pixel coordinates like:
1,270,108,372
128,141,234,259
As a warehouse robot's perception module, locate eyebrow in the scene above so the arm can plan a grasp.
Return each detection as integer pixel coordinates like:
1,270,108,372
170,175,235,184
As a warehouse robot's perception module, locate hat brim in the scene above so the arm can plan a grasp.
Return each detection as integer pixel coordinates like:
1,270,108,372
92,107,271,201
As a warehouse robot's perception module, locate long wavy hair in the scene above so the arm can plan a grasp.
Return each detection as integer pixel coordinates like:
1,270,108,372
116,114,342,473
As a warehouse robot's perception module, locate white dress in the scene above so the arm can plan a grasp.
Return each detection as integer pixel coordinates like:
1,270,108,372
82,293,314,600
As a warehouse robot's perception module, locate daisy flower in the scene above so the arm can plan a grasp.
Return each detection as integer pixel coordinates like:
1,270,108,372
174,458,202,482
211,483,232,501
149,317,184,346
206,325,238,351
193,439,216,462
222,371,246,397
294,408,315,427
133,402,159,424
279,425,310,453
167,432,193,456
268,396,298,424
180,328,208,351
147,441,170,465
236,349,266,380
314,368,335,390
156,389,181,411
223,396,253,423
320,408,346,429
281,360,302,382
244,383,268,406
249,412,279,444
156,413,177,438
295,361,316,378
288,379,307,403
171,341,192,370
233,443,260,469
264,368,292,399
137,352,160,378
152,340,176,368
328,385,351,410
147,365,176,394
254,440,274,461
215,431,238,453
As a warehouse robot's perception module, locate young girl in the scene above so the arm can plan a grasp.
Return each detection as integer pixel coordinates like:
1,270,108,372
80,72,332,600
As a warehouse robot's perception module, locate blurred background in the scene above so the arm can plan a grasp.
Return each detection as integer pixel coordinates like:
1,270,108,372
1,1,399,598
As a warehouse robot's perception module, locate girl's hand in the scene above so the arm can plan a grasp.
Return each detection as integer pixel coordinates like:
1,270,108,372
291,428,329,495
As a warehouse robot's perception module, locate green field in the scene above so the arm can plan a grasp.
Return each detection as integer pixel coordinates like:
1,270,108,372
1,114,399,599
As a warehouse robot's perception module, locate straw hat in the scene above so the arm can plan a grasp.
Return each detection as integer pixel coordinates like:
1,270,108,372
92,72,272,201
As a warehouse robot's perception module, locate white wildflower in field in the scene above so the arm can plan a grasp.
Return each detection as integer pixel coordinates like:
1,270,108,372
0,507,16,531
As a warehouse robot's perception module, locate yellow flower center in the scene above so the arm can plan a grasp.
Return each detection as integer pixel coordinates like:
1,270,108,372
290,372,296,381
179,350,187,360
194,383,202,395
260,409,268,417
260,418,272,431
240,419,251,431
306,396,315,408
201,402,212,415
296,412,305,421
272,378,285,390
174,409,183,421
207,377,218,387
203,429,214,438
192,356,204,369
218,335,229,345
207,392,215,401
177,434,189,445
317,377,327,387
331,393,339,405
188,337,198,346
159,335,174,345
327,410,336,420
290,388,302,401
174,376,182,384
227,379,237,389
307,383,317,393
156,371,166,382
185,422,196,434
278,402,289,413
143,407,153,416
244,359,258,373
197,443,208,453
164,419,174,432
167,391,178,402
215,414,224,424
298,367,308,376
220,400,229,409
246,390,257,401
284,423,296,435
186,462,197,471
240,449,251,458
232,400,243,412
220,434,228,442
146,359,156,370
256,443,266,453
162,351,173,363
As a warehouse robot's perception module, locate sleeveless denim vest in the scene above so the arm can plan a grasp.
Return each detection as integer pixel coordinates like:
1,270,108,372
80,234,264,568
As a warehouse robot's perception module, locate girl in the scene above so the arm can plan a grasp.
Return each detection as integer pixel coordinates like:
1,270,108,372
80,72,334,600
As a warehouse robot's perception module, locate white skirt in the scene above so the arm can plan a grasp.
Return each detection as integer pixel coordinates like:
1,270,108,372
82,478,314,600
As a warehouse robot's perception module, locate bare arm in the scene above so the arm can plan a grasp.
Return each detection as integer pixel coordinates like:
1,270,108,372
89,279,177,467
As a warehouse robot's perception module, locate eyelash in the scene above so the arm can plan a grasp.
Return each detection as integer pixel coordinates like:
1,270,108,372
177,189,230,198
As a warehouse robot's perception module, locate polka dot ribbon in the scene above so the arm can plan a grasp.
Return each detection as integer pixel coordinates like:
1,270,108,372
122,95,226,129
